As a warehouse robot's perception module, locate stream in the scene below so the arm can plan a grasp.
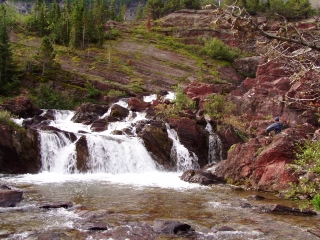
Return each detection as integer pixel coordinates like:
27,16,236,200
0,95,319,239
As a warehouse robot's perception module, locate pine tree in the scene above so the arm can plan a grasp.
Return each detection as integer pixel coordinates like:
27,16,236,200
0,5,14,93
70,0,85,48
35,36,56,76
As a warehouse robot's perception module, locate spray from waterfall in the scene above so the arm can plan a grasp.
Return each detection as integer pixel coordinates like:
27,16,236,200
205,122,222,163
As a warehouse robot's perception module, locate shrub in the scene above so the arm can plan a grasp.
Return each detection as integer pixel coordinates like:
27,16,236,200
295,140,320,174
311,194,320,211
201,38,240,62
0,110,17,125
35,84,78,110
203,94,235,120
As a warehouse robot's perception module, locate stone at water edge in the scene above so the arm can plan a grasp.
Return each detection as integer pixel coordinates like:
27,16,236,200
0,189,23,207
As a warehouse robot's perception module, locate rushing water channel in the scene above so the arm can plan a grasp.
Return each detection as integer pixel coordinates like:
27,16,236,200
0,96,319,239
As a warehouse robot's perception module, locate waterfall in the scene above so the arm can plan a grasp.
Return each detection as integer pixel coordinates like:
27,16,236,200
85,135,157,174
38,108,158,174
165,123,200,171
37,95,204,175
40,131,77,173
205,122,222,163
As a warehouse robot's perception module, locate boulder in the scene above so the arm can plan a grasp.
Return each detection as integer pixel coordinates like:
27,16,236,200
0,189,23,207
72,103,109,124
75,136,89,173
109,104,129,120
90,119,108,132
128,97,150,112
138,122,173,170
180,169,225,185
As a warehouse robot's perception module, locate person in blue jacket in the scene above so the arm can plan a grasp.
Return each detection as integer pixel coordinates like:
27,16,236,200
266,116,284,135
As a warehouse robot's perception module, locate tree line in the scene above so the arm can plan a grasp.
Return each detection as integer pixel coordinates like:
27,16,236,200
145,0,315,20
26,0,129,49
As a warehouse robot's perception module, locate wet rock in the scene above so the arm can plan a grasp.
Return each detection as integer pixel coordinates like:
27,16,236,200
72,103,109,124
90,119,108,132
307,229,320,238
42,109,56,120
0,123,41,174
39,202,73,209
217,226,236,231
0,189,23,207
247,195,265,200
138,122,173,170
257,204,317,216
109,104,129,120
83,222,108,231
240,202,254,208
22,115,48,129
180,169,225,185
75,136,89,173
101,222,155,240
128,97,150,112
153,220,194,234
168,117,209,167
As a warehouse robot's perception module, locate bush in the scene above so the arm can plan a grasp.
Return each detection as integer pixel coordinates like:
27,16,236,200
201,38,240,62
36,84,78,110
295,140,320,174
311,194,320,211
203,94,235,120
0,110,17,125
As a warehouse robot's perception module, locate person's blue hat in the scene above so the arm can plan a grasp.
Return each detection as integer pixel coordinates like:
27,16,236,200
274,117,279,121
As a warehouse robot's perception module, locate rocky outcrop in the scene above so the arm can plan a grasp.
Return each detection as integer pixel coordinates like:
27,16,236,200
0,96,42,118
128,97,151,112
215,127,310,191
72,103,109,124
168,117,209,167
137,121,173,170
0,123,41,174
109,104,129,120
75,136,89,172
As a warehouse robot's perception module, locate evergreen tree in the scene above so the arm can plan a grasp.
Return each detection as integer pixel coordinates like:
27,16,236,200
135,3,144,20
0,5,15,93
70,0,85,48
146,0,164,20
35,36,56,76
182,0,201,9
47,0,61,43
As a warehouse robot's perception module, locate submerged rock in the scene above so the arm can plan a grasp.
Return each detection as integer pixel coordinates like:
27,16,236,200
258,204,317,216
0,189,23,207
153,220,194,234
39,202,73,209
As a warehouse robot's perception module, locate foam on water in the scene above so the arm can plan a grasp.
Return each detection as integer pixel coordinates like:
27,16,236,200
5,171,204,190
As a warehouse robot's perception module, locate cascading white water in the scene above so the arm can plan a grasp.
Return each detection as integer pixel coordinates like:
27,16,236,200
38,96,203,175
85,134,157,174
165,123,200,171
205,122,222,163
40,131,77,173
